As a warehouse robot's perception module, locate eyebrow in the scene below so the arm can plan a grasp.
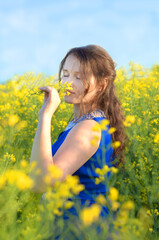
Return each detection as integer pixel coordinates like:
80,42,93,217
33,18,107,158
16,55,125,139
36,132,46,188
63,69,80,74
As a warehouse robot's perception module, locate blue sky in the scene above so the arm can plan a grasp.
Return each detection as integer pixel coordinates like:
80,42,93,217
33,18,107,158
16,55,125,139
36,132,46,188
0,0,159,83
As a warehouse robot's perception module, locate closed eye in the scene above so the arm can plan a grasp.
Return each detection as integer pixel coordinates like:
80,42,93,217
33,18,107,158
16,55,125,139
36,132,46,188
63,75,80,79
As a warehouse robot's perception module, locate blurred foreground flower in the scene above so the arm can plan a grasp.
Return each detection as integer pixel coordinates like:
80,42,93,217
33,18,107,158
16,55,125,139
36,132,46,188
96,194,107,205
80,203,101,226
108,187,119,201
108,127,116,134
121,200,135,210
123,115,135,127
154,132,159,143
0,169,34,190
112,141,121,149
20,160,28,168
8,114,19,126
4,153,16,163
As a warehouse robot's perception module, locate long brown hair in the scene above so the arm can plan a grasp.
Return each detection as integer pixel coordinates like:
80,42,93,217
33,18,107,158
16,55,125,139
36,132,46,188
58,45,127,166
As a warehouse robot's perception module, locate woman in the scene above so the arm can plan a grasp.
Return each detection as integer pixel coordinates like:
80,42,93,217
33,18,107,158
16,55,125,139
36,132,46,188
30,44,126,239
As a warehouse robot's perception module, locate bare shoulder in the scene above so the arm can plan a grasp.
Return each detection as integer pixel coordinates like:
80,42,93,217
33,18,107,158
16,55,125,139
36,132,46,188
52,119,102,184
68,118,102,140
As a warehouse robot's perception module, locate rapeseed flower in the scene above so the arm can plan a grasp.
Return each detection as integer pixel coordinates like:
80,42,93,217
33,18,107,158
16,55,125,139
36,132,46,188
8,114,19,126
108,127,116,134
64,200,74,209
112,141,121,149
121,200,135,210
20,160,28,168
90,135,100,147
47,164,63,179
111,201,120,211
16,120,27,131
0,169,34,190
110,166,118,174
100,119,110,130
123,115,135,127
80,203,101,226
96,194,107,205
154,132,159,143
108,187,119,201
4,153,16,163
95,175,104,184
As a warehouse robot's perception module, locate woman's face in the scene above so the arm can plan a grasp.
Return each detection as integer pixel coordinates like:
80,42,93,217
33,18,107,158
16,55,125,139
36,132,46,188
61,54,99,105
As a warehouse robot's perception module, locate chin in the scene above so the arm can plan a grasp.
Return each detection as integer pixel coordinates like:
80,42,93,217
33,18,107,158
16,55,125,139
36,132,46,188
64,96,73,103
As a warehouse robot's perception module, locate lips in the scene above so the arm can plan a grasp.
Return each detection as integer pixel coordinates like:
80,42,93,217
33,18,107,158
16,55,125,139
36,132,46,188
66,90,75,94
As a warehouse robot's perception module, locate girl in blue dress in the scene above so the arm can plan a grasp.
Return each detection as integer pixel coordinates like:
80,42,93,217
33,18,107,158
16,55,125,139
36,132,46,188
30,45,126,239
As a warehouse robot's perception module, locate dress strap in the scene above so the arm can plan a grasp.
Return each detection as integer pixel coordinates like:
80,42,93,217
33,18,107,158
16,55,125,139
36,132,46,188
64,110,106,132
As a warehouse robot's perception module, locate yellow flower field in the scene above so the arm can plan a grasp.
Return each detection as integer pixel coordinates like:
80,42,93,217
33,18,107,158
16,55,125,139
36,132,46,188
0,62,158,239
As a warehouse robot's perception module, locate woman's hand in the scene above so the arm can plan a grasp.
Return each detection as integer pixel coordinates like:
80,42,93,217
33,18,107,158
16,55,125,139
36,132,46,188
38,86,61,119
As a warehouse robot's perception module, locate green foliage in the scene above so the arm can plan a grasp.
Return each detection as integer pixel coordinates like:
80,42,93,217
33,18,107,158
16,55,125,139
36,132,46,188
0,63,158,239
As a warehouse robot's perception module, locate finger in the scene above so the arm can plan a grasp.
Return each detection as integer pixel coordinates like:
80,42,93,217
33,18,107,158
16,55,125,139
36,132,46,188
39,86,53,93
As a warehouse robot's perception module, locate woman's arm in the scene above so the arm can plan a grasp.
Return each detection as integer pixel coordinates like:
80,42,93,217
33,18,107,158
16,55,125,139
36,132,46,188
29,86,61,192
29,115,53,191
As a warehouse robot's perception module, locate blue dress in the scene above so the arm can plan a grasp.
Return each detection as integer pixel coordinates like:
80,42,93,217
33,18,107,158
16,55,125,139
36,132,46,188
40,110,115,239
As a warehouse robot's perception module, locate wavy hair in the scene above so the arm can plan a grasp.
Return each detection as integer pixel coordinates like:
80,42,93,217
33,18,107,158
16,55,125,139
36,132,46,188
58,45,127,166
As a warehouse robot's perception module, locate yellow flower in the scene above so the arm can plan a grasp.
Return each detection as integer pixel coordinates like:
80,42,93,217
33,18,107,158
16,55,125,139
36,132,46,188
100,119,110,130
4,153,16,163
8,114,19,126
91,123,101,132
111,201,120,211
123,115,135,127
16,120,27,131
95,165,109,176
5,170,16,184
47,164,63,179
110,166,118,174
137,118,142,125
118,210,129,224
16,172,34,190
112,141,121,149
65,175,80,188
121,200,135,210
54,208,63,216
4,169,34,190
20,160,28,168
64,200,74,209
146,210,152,216
125,115,135,123
95,168,103,175
72,184,85,195
95,176,104,184
90,135,100,147
123,121,131,127
10,154,16,163
149,228,153,233
44,191,54,201
154,133,159,143
108,187,119,201
80,203,101,226
96,194,107,205
108,127,116,134
0,176,6,189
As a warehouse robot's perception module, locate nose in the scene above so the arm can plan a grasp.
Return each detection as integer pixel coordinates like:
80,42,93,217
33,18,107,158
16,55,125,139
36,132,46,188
67,74,74,83
62,75,74,88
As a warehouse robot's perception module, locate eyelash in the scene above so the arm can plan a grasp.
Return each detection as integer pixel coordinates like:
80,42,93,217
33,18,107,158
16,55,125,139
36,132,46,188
63,75,80,80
